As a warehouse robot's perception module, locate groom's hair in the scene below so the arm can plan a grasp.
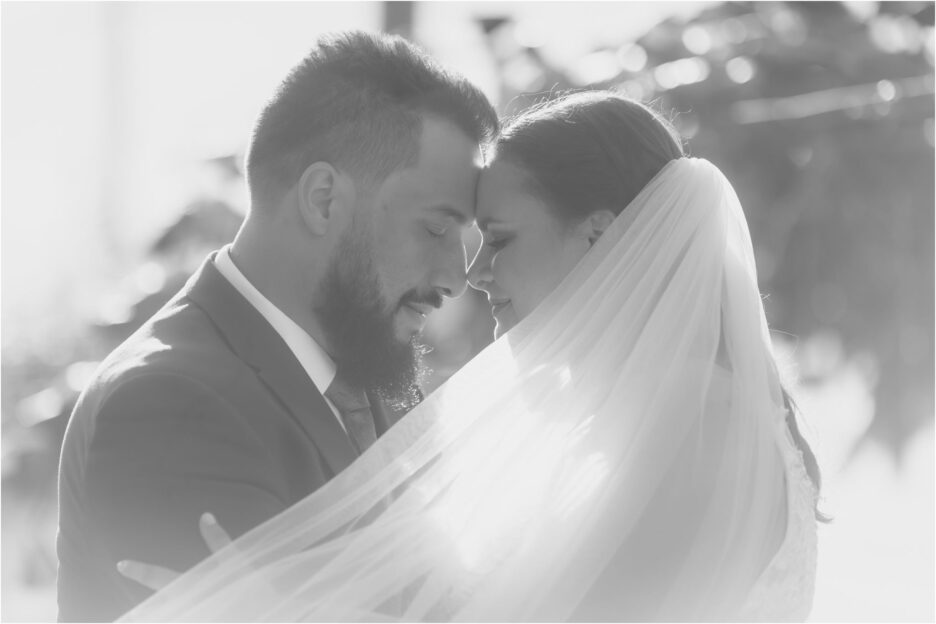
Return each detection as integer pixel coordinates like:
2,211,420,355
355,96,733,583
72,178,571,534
245,30,498,208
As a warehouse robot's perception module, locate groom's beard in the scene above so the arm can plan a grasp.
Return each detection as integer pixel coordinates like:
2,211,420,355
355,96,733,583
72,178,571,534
317,227,428,413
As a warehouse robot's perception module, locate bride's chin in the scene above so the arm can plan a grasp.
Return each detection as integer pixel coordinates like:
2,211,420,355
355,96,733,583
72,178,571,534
493,319,514,340
492,305,520,339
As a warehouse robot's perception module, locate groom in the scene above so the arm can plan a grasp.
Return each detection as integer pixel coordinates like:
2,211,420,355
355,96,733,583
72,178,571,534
56,31,497,622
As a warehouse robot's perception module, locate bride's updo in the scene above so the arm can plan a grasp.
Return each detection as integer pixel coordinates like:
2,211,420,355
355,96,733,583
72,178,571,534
492,91,684,222
492,91,825,518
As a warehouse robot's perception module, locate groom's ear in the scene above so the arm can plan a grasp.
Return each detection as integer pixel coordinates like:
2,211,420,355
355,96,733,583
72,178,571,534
582,209,617,247
296,162,353,237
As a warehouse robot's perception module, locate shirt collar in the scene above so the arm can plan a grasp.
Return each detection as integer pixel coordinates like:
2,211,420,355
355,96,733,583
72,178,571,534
213,245,336,395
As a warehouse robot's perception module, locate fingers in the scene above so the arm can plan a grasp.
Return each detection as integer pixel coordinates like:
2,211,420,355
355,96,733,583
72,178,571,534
115,514,231,593
199,512,233,554
117,559,179,591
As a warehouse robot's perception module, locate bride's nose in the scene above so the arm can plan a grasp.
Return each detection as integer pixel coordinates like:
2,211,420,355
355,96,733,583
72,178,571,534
467,245,493,293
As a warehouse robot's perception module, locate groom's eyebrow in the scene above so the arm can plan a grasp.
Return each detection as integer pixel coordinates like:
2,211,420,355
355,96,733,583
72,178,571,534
428,204,470,225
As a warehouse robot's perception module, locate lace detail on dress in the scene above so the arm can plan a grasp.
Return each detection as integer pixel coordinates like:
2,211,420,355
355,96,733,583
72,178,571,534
737,421,819,622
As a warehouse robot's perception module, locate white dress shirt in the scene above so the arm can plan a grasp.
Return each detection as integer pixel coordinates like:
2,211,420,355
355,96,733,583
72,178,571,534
213,245,345,430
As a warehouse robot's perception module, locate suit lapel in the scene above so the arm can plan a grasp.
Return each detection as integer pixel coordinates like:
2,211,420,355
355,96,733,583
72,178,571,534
183,254,358,477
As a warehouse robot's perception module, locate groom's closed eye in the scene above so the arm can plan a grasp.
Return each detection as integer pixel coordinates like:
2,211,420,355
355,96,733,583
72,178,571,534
424,205,471,238
426,221,450,237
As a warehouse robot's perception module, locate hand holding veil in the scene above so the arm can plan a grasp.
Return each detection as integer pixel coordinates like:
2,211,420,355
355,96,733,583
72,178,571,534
122,158,790,622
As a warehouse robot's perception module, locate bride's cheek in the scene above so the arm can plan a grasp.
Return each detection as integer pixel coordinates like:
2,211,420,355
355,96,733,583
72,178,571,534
490,251,504,278
496,252,517,284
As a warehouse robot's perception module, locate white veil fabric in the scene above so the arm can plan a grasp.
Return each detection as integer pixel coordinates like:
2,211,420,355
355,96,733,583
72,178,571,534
121,158,791,622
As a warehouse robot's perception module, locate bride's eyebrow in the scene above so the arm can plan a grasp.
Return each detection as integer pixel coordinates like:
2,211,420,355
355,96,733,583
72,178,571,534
476,217,508,231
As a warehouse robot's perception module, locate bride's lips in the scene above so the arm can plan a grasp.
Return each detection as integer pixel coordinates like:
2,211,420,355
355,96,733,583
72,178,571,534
489,298,511,316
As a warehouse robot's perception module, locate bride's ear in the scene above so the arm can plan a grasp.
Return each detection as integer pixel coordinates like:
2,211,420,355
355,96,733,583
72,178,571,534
581,209,617,247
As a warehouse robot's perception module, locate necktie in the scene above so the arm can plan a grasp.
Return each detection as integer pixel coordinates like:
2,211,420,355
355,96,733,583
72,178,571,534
324,372,377,453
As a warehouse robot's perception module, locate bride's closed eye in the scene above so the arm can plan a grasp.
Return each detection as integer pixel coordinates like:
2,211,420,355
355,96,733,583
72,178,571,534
485,235,511,251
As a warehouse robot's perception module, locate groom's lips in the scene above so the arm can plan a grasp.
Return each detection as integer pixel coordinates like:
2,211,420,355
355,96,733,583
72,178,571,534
399,301,435,330
401,301,435,317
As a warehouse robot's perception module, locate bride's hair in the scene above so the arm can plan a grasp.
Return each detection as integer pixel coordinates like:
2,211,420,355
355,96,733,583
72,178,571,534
494,91,684,218
494,90,825,519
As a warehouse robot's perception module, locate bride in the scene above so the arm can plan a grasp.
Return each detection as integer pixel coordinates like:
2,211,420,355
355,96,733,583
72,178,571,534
120,91,820,622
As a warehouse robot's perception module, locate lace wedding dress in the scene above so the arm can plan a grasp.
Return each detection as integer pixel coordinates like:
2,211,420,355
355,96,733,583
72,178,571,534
123,158,819,622
739,421,819,622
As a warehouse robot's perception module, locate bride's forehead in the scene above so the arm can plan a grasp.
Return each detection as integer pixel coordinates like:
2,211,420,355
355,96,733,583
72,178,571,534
476,161,554,221
480,159,528,187
477,162,529,206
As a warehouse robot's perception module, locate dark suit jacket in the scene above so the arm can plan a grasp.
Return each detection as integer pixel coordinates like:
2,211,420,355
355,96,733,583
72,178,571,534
56,254,394,622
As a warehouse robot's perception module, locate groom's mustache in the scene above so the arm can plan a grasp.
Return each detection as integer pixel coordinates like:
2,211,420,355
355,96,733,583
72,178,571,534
397,289,443,311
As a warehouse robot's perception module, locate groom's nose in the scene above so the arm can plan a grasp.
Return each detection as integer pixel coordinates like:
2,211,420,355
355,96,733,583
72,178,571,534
466,245,492,293
429,238,468,299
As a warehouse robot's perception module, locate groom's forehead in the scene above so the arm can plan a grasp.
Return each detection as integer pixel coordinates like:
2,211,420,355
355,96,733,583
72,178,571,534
392,164,481,219
385,171,477,221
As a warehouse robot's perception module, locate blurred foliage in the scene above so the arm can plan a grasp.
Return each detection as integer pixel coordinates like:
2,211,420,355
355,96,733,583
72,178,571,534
475,0,934,463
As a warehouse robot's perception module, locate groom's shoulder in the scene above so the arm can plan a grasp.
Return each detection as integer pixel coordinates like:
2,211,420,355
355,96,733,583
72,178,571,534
90,253,256,385
104,294,231,378
76,289,249,420
59,298,261,484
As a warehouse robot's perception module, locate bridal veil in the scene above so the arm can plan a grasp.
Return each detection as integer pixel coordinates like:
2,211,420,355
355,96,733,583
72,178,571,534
122,158,791,622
